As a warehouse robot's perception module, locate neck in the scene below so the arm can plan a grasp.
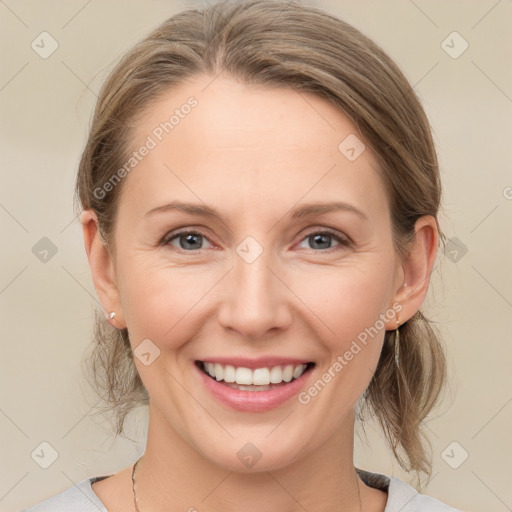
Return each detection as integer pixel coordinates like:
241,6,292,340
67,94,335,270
133,404,366,512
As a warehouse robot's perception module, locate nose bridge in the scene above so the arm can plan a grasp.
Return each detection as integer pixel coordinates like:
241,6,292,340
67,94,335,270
218,235,290,338
236,243,274,303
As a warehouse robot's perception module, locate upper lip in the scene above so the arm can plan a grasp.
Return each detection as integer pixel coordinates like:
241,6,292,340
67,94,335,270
196,357,314,369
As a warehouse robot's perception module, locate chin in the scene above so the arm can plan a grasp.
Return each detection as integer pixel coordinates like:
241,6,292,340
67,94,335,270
194,430,314,474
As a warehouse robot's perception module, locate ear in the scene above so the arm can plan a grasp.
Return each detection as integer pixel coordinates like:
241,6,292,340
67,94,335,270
80,209,126,329
386,215,439,328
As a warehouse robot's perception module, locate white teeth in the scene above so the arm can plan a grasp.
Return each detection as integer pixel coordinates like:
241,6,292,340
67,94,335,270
252,368,270,385
206,362,215,378
223,364,236,383
201,361,309,385
282,365,294,382
235,367,253,385
269,366,283,384
214,363,224,381
292,365,305,379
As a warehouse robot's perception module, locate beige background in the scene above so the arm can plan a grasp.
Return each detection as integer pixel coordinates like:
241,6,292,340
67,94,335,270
1,1,511,511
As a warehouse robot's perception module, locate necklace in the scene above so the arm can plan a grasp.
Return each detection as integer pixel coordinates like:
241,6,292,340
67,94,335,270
131,456,142,512
131,456,363,511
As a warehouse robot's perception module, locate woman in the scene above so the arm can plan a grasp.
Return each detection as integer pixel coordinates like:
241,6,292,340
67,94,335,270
22,1,462,510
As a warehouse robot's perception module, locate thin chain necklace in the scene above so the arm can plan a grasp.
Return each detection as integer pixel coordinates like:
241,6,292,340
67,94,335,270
131,455,363,511
131,456,142,512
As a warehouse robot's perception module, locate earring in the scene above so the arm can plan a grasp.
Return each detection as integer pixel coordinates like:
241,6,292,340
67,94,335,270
394,316,400,368
109,312,116,320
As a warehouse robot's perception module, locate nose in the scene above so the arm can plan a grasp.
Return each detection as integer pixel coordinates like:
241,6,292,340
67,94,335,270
216,246,293,340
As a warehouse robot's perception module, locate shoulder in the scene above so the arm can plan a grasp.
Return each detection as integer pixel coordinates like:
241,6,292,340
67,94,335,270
386,475,464,511
357,468,463,512
20,476,109,512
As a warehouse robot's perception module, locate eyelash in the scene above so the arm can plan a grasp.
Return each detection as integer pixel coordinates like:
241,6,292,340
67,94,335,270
160,227,352,254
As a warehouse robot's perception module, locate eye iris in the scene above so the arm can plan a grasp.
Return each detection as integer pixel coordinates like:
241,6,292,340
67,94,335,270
180,233,202,250
310,233,332,250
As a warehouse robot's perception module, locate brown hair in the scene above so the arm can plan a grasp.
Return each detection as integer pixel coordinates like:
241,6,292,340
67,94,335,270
76,0,448,484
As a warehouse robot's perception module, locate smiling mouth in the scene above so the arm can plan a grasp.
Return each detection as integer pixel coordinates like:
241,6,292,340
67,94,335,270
195,360,315,391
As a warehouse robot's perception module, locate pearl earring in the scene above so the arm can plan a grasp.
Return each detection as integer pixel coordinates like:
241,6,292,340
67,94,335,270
109,312,116,320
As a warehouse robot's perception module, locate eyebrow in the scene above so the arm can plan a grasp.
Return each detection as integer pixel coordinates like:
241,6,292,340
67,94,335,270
146,200,368,221
146,200,368,222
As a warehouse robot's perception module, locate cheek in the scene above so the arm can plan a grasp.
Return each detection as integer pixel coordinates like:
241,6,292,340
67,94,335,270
117,255,223,346
292,269,393,412
292,259,394,339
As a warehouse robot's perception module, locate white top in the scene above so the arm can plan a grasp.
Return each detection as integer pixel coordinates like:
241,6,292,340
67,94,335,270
20,469,463,511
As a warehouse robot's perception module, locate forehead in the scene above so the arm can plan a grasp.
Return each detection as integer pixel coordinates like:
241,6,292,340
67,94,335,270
120,75,388,220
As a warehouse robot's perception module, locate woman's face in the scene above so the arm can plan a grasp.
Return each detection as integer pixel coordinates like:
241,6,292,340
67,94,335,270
95,75,411,471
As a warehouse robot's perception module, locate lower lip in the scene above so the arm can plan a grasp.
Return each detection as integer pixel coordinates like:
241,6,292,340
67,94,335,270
195,363,314,412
